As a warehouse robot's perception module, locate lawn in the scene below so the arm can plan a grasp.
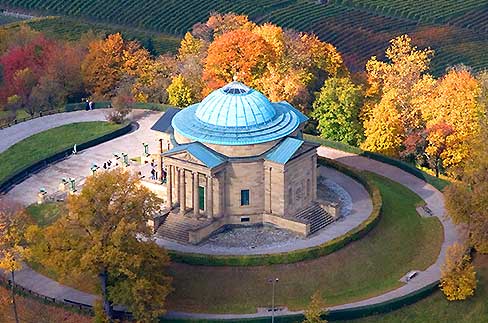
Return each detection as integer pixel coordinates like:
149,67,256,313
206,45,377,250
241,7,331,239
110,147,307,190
347,254,488,323
27,173,443,314
0,282,91,323
165,174,443,313
0,121,124,186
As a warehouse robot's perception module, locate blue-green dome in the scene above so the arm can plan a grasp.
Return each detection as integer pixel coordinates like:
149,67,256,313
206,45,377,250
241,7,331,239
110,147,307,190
172,81,308,146
195,82,276,128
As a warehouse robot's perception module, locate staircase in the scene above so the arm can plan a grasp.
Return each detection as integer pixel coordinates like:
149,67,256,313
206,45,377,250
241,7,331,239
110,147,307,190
156,211,213,244
295,202,335,235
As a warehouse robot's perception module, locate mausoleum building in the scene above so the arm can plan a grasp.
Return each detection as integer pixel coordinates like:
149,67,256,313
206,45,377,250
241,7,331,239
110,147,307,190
152,81,325,243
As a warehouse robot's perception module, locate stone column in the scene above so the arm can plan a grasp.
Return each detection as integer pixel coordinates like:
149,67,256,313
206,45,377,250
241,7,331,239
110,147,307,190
179,169,186,215
193,172,199,217
206,175,213,218
312,155,318,200
166,165,172,209
175,166,181,204
158,139,163,181
220,171,225,217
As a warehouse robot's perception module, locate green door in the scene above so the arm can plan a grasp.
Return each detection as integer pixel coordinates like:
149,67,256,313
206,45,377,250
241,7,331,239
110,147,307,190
199,186,205,210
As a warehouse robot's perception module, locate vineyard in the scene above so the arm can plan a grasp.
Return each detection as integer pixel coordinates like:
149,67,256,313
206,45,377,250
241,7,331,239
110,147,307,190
1,0,488,74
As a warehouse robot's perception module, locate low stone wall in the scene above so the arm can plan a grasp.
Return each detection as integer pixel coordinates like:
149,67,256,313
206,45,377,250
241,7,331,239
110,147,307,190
263,214,309,236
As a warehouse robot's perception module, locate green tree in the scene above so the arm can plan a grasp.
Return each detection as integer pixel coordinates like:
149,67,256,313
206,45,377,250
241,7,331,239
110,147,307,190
312,77,364,146
30,169,172,321
303,291,328,323
167,75,195,107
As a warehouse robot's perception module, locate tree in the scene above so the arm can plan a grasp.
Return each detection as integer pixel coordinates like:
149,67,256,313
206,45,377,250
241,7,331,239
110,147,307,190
445,120,488,253
81,33,150,99
107,81,133,124
365,35,434,140
167,74,195,107
0,201,32,323
31,169,172,321
203,29,275,91
303,291,328,323
420,67,482,174
440,243,477,301
206,13,256,38
361,90,404,157
312,77,364,146
424,123,454,177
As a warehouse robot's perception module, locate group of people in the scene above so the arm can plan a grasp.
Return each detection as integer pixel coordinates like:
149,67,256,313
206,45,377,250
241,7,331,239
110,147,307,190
84,99,94,111
149,160,167,182
102,159,118,170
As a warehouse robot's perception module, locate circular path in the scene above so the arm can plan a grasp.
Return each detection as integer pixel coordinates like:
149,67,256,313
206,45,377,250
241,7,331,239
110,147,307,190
0,110,461,320
154,165,373,255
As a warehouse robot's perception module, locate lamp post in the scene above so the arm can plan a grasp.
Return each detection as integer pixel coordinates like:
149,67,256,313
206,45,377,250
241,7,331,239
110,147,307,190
269,277,279,323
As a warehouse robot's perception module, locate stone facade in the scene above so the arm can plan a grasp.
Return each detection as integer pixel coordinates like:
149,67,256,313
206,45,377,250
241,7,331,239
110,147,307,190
152,81,321,241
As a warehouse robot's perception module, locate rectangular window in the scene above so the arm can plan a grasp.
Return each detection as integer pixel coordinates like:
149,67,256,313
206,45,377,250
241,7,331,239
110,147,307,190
240,189,250,206
240,216,250,222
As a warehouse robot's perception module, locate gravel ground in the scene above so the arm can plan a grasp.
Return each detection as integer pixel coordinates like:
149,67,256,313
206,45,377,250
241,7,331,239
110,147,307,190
200,177,353,249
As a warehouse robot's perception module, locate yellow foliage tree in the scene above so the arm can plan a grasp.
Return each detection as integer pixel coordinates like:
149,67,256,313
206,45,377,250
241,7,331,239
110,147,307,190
420,67,482,173
178,32,205,60
167,75,195,107
29,169,172,321
303,291,328,323
365,35,434,135
0,203,32,323
440,243,477,301
361,90,404,157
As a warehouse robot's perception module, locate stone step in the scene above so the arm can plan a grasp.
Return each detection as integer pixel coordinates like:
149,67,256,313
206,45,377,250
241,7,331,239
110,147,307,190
156,211,213,244
295,202,335,234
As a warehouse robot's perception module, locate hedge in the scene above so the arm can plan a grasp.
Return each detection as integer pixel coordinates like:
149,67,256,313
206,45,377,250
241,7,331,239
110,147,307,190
166,281,439,322
0,122,133,194
304,134,449,191
168,156,382,266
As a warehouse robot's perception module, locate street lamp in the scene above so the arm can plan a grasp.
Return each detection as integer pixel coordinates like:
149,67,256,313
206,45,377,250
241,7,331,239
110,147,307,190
268,277,279,323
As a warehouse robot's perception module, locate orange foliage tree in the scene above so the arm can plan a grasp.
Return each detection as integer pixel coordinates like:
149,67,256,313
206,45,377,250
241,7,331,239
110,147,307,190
203,29,275,91
81,33,151,99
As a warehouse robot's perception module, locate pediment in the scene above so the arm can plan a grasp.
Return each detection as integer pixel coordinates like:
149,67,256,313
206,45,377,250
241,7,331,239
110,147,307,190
171,152,206,167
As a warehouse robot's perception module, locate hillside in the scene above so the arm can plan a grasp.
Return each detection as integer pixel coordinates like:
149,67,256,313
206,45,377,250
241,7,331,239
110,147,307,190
1,0,488,74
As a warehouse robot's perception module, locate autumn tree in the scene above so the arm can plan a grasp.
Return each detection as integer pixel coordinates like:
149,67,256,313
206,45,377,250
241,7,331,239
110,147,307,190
203,29,275,91
30,169,172,321
312,77,363,145
445,118,488,253
364,35,434,155
419,67,482,174
167,75,195,107
0,201,32,323
206,12,256,38
361,90,404,157
303,291,328,323
440,243,477,301
82,33,150,99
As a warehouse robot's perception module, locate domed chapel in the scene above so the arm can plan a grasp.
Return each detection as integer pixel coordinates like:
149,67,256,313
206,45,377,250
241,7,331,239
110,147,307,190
151,81,325,244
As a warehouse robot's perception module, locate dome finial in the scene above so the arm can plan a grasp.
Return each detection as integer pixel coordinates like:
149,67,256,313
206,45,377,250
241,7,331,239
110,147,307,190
233,74,238,82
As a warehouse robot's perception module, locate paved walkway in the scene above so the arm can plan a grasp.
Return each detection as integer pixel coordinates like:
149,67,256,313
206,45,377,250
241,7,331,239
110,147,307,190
0,111,460,320
154,166,373,255
5,110,163,205
0,109,108,153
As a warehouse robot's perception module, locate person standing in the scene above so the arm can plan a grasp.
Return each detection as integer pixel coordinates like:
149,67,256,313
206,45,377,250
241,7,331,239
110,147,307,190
89,100,94,110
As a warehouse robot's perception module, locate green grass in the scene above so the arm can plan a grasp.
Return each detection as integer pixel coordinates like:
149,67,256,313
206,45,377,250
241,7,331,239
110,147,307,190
0,121,123,186
346,254,488,323
26,202,63,227
165,173,442,313
26,173,443,314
